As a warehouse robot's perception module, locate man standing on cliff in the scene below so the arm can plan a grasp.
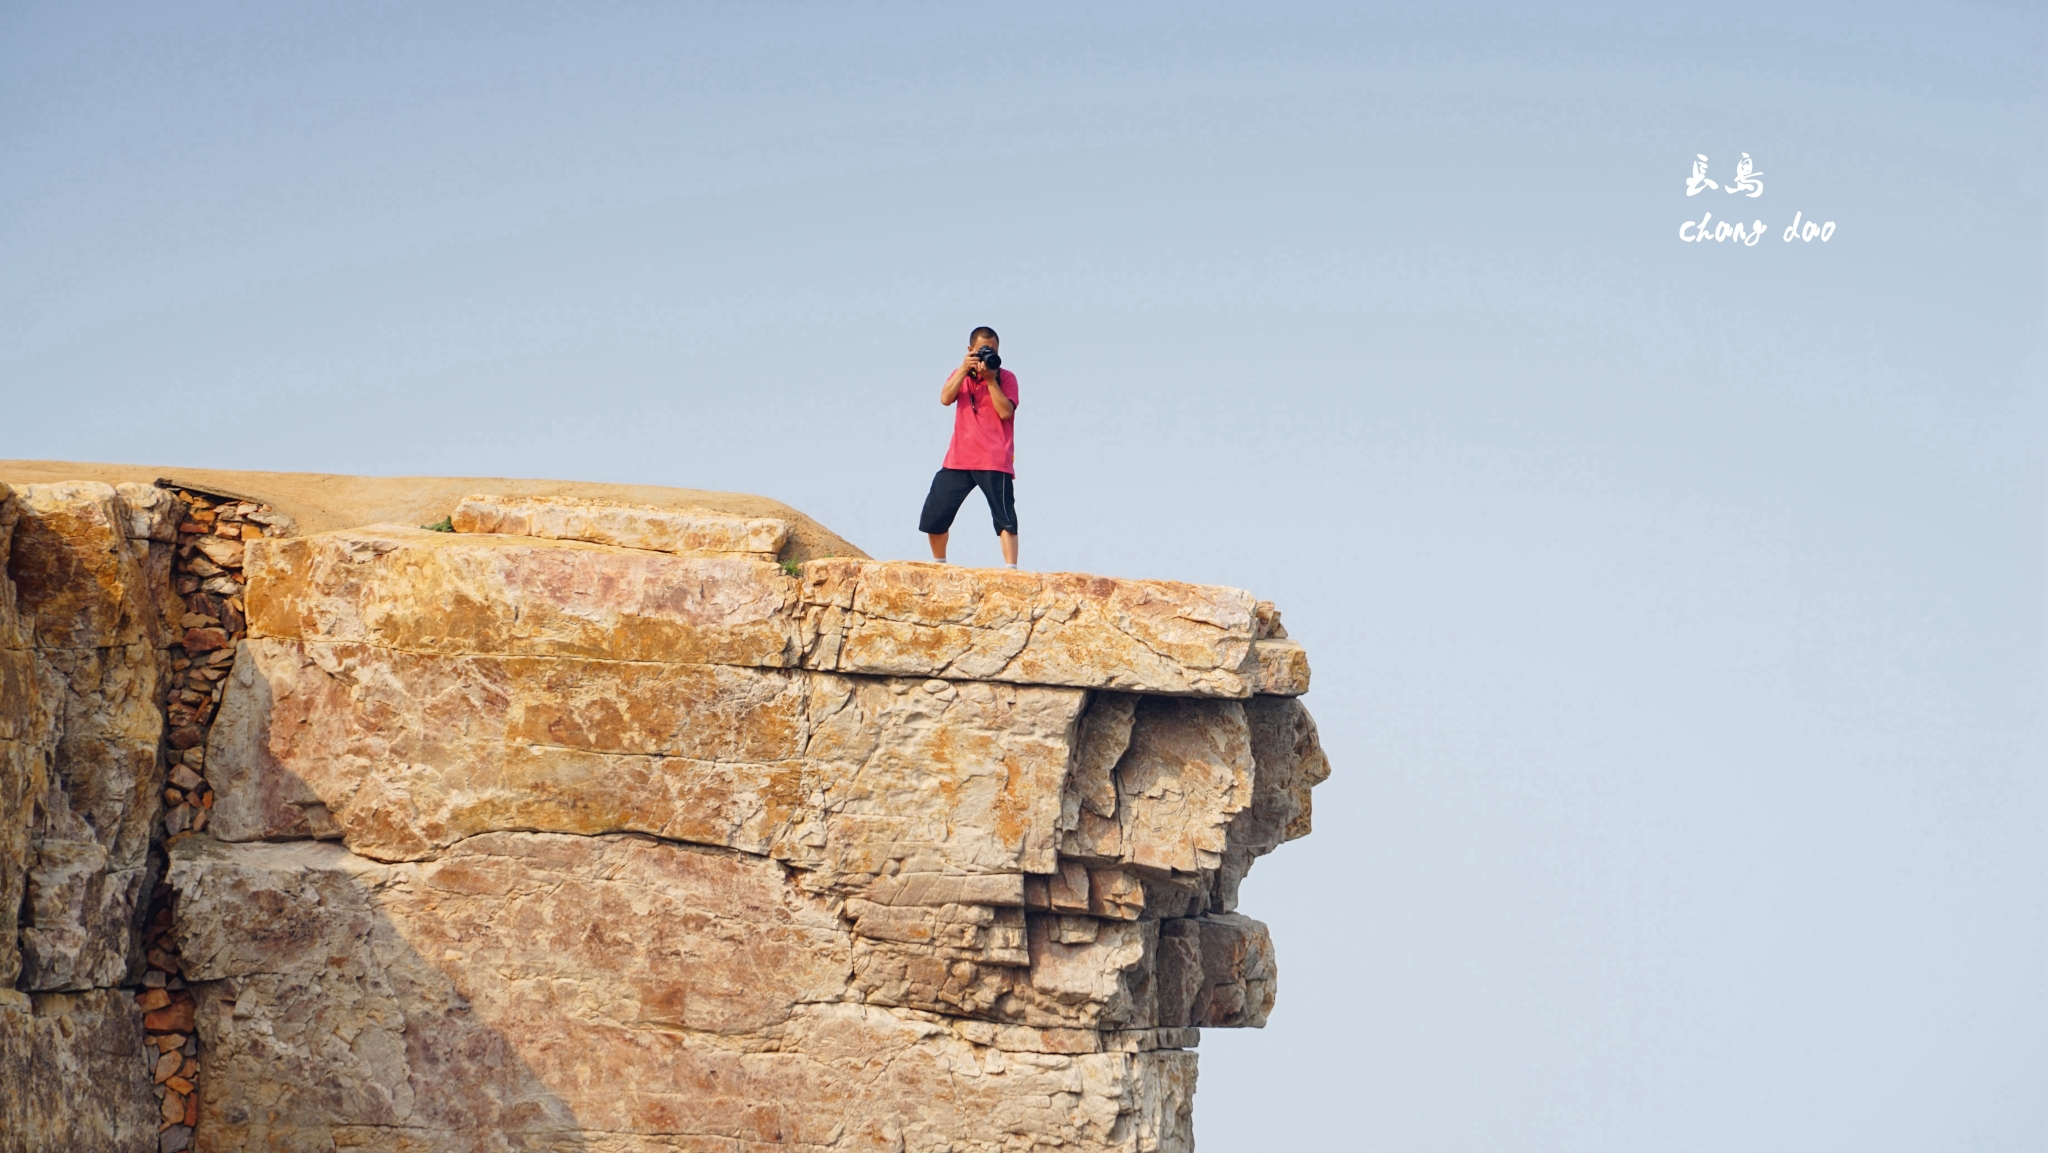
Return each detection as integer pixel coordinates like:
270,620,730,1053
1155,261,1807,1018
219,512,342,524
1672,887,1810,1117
919,326,1020,568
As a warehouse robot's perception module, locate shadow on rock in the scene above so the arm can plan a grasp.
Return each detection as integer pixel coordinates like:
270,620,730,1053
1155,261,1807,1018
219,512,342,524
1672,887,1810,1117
169,835,590,1153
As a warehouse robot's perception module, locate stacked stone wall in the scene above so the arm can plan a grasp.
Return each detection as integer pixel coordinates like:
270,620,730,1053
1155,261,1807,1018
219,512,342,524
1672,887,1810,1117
133,487,296,1150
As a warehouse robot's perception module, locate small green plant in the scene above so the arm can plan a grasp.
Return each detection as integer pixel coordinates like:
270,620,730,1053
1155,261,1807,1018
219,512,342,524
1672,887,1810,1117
421,516,454,532
779,558,803,578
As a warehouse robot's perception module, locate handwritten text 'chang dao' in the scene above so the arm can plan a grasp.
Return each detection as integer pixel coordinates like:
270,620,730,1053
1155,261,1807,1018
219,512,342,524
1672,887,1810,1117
1678,154,1835,246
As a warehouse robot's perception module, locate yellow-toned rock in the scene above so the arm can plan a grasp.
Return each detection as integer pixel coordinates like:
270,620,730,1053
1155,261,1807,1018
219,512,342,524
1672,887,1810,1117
8,482,161,652
171,834,1197,1153
1009,916,1161,1029
800,559,1278,696
452,493,792,559
5,482,167,990
208,638,1086,889
7,470,1327,1153
784,674,1085,889
849,914,1160,1031
844,899,1030,964
205,638,806,855
246,526,805,666
1248,636,1312,695
852,909,1271,1034
1060,691,1136,857
1114,697,1256,876
247,525,1301,697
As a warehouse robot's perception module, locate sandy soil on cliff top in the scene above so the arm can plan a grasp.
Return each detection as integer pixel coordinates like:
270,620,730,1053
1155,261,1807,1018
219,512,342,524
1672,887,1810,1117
0,460,869,562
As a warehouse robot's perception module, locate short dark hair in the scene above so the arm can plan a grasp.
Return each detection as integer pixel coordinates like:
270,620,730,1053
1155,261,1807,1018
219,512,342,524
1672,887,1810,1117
969,326,999,345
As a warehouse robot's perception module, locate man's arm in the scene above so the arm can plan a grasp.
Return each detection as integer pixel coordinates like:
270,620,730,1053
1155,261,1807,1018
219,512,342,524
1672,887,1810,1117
989,375,1014,420
942,349,985,406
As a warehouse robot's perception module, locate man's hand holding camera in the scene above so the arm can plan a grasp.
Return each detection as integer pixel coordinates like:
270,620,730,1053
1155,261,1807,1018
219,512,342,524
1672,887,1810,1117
942,341,1012,419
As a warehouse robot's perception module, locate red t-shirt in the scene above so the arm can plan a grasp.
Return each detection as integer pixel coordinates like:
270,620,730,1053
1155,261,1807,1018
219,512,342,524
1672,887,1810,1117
942,368,1019,474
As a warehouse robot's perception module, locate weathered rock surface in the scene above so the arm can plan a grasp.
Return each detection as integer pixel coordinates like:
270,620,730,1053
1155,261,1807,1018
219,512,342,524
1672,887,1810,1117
171,834,1199,1153
0,462,869,563
5,481,169,991
1216,695,1331,912
1111,697,1255,875
245,525,1308,697
1,480,180,1151
2,478,1330,1153
206,638,1089,886
0,483,58,991
799,559,1305,697
0,988,159,1151
453,493,792,559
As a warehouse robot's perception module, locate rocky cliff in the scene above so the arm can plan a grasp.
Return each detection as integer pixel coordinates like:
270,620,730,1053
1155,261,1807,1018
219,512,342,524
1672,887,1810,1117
0,468,1328,1153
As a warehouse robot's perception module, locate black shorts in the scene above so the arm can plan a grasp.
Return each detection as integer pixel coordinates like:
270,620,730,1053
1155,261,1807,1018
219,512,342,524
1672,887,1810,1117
918,468,1018,536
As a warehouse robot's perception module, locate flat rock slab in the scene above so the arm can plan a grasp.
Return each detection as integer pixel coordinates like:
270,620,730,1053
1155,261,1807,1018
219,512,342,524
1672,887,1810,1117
0,461,869,563
207,638,1087,888
246,526,1306,697
246,526,804,667
801,558,1304,697
452,493,791,559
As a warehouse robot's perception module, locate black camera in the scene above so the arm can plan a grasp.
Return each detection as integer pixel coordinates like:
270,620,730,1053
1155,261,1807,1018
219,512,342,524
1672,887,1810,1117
974,346,1002,372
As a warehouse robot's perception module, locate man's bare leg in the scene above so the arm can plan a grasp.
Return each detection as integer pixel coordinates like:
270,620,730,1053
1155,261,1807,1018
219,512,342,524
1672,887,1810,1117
927,532,949,561
999,531,1018,567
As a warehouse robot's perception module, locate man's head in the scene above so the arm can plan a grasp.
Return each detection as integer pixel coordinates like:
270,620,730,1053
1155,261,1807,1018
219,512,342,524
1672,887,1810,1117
966,326,1002,375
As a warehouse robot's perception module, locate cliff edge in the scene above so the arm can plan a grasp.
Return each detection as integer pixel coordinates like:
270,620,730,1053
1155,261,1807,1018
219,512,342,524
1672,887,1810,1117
0,466,1328,1153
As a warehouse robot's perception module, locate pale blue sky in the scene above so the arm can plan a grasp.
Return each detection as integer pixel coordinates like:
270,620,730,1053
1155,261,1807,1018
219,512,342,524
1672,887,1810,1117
4,4,2041,1149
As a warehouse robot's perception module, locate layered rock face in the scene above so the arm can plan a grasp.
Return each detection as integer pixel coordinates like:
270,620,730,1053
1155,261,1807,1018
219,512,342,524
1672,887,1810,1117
3,475,1328,1153
2,480,181,1148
